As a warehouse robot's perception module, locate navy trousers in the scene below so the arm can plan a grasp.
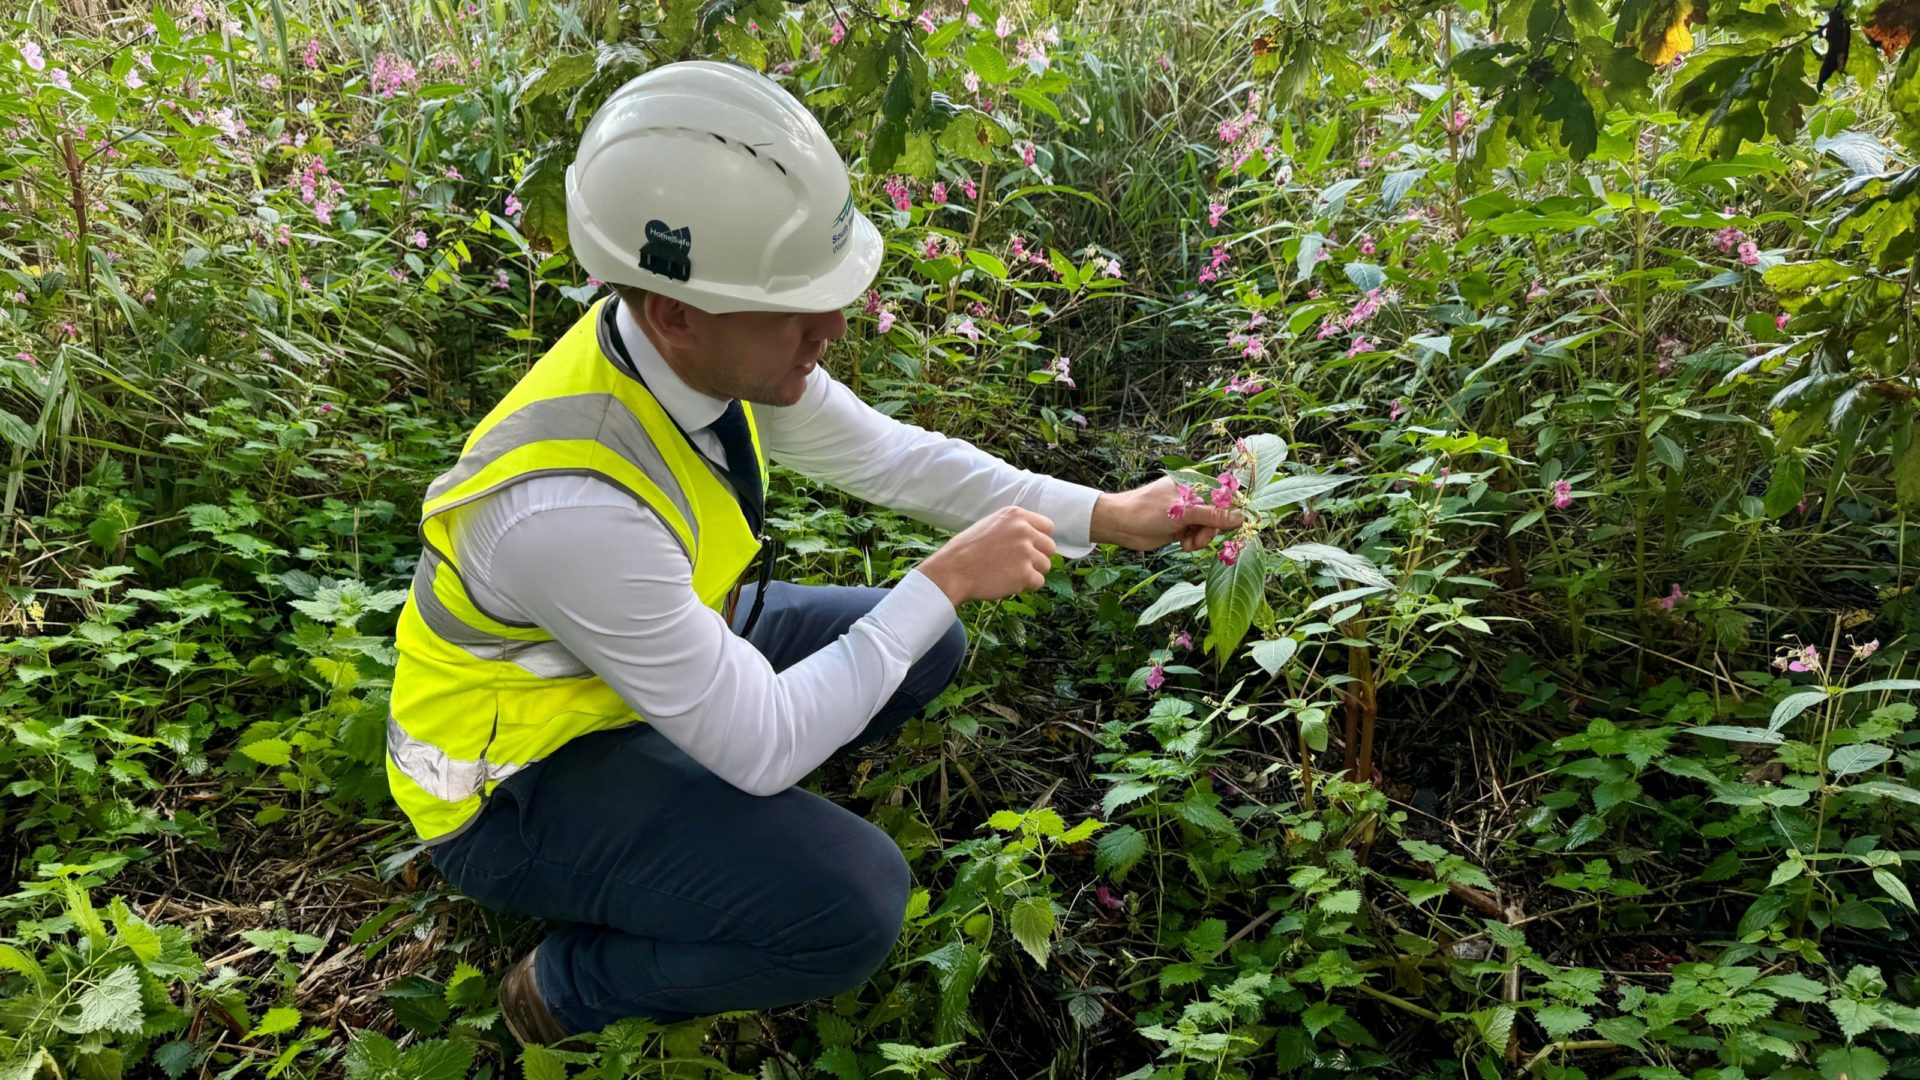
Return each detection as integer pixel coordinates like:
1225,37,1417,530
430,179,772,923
429,581,967,1034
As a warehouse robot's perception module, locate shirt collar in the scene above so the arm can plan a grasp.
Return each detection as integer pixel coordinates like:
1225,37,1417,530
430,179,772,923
612,297,731,433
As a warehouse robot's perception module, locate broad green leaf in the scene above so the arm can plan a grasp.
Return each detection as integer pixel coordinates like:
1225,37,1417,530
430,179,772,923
1762,456,1806,518
1685,725,1785,744
1243,433,1289,492
1206,537,1265,665
1249,638,1297,678
966,250,1008,280
1008,896,1054,967
1845,679,1920,693
1277,542,1390,587
1137,581,1205,626
1850,780,1920,805
1301,1001,1346,1035
1828,744,1892,776
0,945,44,989
1770,690,1829,731
1872,868,1915,910
1249,474,1356,512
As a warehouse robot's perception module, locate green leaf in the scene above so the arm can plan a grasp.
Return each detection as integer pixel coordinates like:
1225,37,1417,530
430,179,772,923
966,40,1012,83
1276,542,1390,587
1818,1046,1889,1080
1762,456,1807,518
239,738,292,767
1301,1001,1346,1035
400,1039,475,1080
1533,1003,1592,1040
1318,889,1361,914
1095,825,1148,880
1249,638,1297,678
1101,781,1158,817
57,965,144,1035
1380,168,1427,210
1137,581,1206,625
1009,896,1055,967
1771,689,1829,730
1248,474,1357,513
520,1044,569,1080
1872,868,1915,911
1844,679,1920,693
1829,744,1893,776
250,1006,300,1039
0,945,45,989
1684,725,1785,744
1850,780,1920,805
966,250,1008,280
1206,536,1265,665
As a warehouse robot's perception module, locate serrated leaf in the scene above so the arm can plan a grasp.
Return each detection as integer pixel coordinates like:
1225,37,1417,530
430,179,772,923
986,809,1025,831
1301,1000,1346,1035
1206,536,1265,665
57,964,143,1035
1475,1005,1517,1055
1158,961,1204,989
400,1038,474,1080
0,945,45,989
239,738,292,767
1009,896,1055,967
1318,889,1361,914
1067,992,1105,1029
1101,781,1158,818
250,1006,300,1039
1533,1003,1592,1040
1095,825,1147,880
1819,1045,1890,1080
520,1043,569,1080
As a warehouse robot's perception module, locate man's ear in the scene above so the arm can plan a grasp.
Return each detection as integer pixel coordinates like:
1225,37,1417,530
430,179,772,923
642,291,699,351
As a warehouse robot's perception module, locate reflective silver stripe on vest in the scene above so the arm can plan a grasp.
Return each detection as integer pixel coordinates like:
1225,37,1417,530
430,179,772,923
424,393,700,548
387,714,528,802
409,550,593,678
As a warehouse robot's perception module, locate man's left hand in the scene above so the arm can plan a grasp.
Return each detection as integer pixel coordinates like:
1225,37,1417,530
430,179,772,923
1091,476,1244,553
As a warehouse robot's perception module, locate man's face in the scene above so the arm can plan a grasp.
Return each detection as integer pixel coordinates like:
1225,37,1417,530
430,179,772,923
685,306,849,407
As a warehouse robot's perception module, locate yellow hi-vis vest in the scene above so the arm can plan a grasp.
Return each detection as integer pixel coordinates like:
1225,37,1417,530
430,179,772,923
386,296,766,843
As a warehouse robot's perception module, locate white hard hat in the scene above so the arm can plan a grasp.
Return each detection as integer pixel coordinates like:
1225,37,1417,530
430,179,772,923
564,60,883,315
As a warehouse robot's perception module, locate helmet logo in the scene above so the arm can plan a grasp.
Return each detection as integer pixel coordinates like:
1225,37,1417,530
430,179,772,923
639,219,693,282
829,194,854,255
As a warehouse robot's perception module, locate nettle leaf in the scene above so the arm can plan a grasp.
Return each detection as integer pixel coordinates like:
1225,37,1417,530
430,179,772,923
1101,781,1158,817
1301,1000,1346,1035
1533,1003,1592,1041
1819,1045,1891,1080
1009,896,1055,967
57,964,144,1035
1095,825,1148,880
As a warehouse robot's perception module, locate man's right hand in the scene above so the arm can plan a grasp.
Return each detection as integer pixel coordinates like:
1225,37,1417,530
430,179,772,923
918,506,1057,607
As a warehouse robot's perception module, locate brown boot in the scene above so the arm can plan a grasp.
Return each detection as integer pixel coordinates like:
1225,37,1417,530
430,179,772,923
499,946,577,1047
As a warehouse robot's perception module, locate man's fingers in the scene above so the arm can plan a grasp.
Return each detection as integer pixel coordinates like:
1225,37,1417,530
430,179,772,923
1181,506,1243,530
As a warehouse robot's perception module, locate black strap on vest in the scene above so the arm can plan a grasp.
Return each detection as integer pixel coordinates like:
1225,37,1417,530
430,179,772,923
600,296,775,637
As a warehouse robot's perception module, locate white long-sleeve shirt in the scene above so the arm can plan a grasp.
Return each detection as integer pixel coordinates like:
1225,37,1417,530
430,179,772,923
443,300,1102,796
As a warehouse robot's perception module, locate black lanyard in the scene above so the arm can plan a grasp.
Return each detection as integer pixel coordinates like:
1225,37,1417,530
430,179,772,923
599,297,777,637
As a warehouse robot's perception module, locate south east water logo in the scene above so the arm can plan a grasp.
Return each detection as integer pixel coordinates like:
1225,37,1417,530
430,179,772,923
829,194,854,255
639,220,692,282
